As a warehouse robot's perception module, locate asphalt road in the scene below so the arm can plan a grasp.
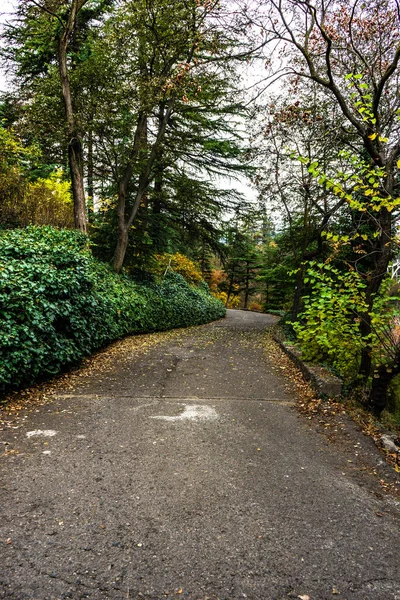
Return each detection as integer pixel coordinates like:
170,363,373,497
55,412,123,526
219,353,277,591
1,310,400,600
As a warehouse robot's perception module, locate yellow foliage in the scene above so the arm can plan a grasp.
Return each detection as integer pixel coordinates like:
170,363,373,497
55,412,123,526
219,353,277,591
21,170,74,228
209,268,242,308
211,290,241,308
248,301,262,312
212,290,227,304
0,126,33,224
153,252,204,284
229,295,241,308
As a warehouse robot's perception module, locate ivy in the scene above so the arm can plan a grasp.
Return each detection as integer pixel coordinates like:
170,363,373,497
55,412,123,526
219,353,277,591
0,226,225,391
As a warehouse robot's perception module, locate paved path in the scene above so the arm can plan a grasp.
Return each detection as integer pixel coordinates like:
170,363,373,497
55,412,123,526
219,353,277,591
1,310,399,600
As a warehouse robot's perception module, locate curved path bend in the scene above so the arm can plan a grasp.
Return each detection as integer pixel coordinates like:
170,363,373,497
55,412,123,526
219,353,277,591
1,310,399,600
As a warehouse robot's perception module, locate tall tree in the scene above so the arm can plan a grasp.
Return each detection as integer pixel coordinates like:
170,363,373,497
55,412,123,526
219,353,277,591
250,85,351,318
80,0,253,271
259,0,400,391
223,209,264,308
2,0,112,231
106,0,249,271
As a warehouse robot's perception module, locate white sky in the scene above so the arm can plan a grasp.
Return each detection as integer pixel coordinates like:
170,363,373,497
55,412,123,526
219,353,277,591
0,0,16,91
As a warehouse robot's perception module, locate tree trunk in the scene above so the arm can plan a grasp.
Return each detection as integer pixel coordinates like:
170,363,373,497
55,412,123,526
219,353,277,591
358,314,373,379
135,120,150,245
68,137,86,231
152,104,165,242
87,128,94,221
114,225,129,273
358,206,393,385
151,157,164,252
291,267,304,321
244,263,250,309
226,265,235,307
58,2,87,233
112,101,174,272
369,363,400,416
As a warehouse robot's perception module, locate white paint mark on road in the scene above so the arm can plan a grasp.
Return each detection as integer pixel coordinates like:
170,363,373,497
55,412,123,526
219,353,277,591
129,402,157,413
151,404,218,422
26,430,57,438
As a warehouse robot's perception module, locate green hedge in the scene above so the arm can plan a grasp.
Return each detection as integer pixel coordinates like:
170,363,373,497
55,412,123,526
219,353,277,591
0,226,225,390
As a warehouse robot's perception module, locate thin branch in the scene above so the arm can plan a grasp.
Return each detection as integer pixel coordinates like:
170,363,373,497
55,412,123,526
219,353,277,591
28,0,65,26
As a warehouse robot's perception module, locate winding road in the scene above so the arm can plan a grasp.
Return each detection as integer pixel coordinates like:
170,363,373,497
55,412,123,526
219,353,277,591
1,310,399,599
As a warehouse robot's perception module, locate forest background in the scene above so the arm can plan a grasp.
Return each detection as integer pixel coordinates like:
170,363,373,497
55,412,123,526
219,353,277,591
0,0,400,420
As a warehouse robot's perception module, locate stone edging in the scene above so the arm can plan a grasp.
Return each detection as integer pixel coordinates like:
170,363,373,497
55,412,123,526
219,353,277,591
274,337,342,399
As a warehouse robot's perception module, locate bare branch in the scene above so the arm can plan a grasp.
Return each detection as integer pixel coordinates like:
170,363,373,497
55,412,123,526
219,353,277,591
28,0,64,26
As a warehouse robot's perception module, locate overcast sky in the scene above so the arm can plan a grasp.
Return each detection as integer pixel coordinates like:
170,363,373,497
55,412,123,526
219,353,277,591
0,0,16,92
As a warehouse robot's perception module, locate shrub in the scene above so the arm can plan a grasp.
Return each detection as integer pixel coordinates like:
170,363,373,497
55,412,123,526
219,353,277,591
152,252,204,285
211,290,241,309
21,170,74,228
0,226,225,391
265,308,285,317
248,301,262,312
292,263,366,381
292,262,399,383
208,269,241,308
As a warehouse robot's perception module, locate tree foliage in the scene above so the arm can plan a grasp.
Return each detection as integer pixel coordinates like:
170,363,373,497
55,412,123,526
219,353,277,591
245,0,400,411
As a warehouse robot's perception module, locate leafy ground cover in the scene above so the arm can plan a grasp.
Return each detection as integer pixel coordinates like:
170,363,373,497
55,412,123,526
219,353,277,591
0,226,225,391
270,315,400,480
262,332,400,496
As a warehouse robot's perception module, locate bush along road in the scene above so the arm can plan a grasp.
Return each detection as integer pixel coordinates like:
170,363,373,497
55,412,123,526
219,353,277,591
0,226,225,392
1,310,400,599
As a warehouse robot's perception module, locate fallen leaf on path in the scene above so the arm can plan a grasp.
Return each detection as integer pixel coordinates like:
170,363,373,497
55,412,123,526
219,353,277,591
298,595,310,600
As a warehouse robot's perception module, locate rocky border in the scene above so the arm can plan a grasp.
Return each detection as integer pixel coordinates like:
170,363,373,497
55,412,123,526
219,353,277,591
274,337,343,399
